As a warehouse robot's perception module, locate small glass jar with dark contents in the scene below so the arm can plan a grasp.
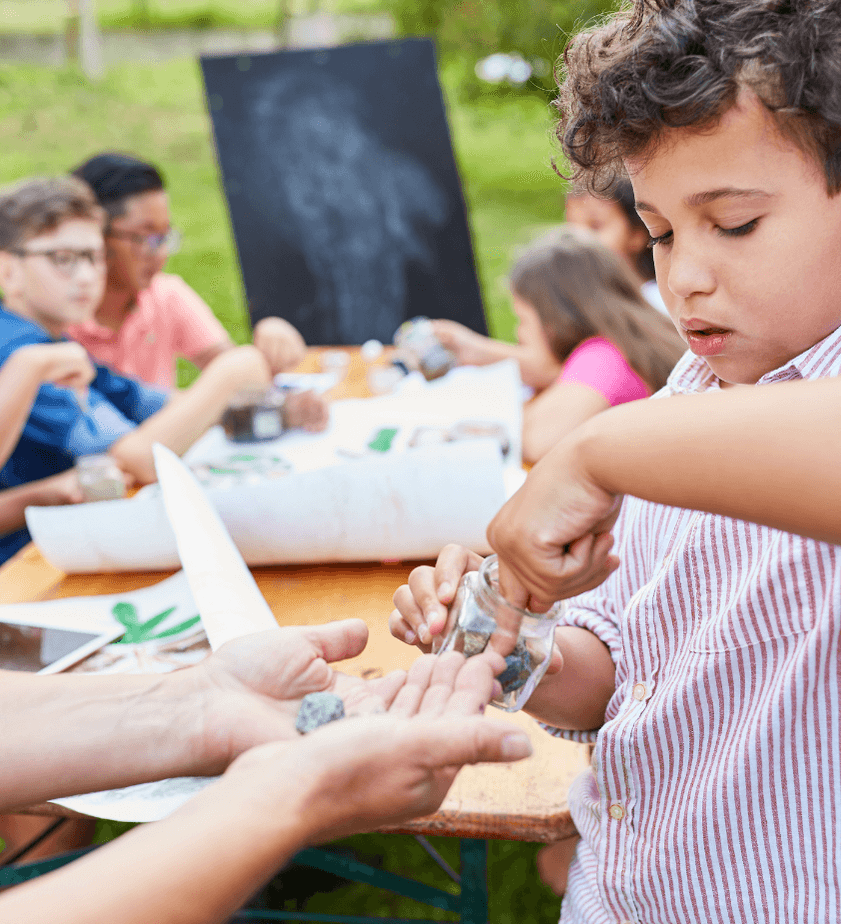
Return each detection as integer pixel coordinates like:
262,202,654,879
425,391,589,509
76,453,127,502
393,316,456,381
436,554,564,712
221,387,288,443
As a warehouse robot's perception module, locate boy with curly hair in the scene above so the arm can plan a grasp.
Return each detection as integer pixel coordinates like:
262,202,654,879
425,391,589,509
392,1,841,921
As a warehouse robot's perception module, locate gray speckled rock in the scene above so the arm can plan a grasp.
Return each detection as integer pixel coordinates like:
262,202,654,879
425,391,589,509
496,642,533,694
462,629,491,657
295,692,346,734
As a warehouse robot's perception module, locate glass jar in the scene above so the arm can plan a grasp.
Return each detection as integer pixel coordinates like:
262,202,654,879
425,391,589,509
76,454,127,502
393,316,455,381
221,387,287,443
436,554,564,712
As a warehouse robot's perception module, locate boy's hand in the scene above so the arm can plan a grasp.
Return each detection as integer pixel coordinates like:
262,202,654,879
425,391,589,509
487,437,621,612
430,320,497,367
205,344,272,394
253,316,307,375
283,390,329,433
26,468,85,507
389,544,484,650
18,342,95,390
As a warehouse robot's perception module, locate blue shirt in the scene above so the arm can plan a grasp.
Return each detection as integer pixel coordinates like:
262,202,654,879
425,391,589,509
0,305,168,563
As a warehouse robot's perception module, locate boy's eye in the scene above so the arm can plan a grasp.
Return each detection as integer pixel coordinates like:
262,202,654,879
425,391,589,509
646,230,673,249
51,251,78,271
717,218,759,238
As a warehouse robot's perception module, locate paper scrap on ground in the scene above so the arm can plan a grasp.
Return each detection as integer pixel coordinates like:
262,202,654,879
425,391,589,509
153,444,277,650
27,362,519,573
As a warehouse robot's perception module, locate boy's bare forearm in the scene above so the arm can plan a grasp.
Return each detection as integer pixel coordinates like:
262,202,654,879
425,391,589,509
578,377,841,544
524,626,615,730
0,669,205,811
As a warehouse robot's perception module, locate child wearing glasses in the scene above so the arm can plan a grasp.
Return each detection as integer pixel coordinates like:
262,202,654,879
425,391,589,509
0,175,275,564
68,152,309,390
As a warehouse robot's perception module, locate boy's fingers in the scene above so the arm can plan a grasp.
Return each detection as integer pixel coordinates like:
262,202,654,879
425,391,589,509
432,545,482,607
388,609,428,649
392,583,435,649
406,567,448,644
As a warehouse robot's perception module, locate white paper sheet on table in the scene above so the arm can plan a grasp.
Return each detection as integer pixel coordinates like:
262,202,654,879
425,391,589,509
27,362,524,574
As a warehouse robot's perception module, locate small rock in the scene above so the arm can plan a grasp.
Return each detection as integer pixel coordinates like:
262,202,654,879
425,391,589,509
462,630,490,657
296,692,346,734
496,642,532,694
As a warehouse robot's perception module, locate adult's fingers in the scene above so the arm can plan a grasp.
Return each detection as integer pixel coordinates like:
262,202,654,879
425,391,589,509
410,715,533,767
299,619,370,664
388,654,437,717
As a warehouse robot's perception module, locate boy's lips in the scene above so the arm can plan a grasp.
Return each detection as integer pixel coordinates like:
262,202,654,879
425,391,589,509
681,318,732,356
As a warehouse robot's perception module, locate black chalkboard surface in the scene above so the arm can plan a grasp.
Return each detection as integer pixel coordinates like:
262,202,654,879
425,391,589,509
200,38,488,345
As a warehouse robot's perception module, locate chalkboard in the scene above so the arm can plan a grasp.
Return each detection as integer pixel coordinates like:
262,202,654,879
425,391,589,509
200,39,488,345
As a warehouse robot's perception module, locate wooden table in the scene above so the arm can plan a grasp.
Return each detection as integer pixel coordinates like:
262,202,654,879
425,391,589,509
0,347,588,919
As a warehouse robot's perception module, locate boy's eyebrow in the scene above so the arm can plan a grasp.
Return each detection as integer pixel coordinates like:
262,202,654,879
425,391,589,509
635,188,774,215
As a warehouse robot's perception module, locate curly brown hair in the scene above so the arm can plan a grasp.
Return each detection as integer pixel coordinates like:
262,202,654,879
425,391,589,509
554,0,841,194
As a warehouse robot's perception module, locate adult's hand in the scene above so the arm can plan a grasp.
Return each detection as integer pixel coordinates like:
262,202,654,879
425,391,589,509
193,620,407,773
487,436,621,612
217,648,532,844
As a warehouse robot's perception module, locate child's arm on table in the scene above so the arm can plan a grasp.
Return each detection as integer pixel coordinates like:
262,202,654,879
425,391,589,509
110,344,271,483
0,342,94,468
432,319,562,390
0,469,82,535
193,316,307,376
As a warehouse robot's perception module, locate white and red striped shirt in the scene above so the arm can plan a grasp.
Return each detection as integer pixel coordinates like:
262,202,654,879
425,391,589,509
546,328,841,924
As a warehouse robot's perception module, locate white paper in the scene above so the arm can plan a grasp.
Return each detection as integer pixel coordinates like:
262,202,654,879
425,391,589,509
27,362,520,574
153,445,278,650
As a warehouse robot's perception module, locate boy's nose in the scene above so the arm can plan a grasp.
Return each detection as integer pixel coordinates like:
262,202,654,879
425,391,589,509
665,237,716,300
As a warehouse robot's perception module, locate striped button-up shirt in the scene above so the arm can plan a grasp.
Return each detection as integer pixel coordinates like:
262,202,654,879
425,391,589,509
546,328,841,924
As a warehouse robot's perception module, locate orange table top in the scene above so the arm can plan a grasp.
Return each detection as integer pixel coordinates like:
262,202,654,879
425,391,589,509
0,347,588,842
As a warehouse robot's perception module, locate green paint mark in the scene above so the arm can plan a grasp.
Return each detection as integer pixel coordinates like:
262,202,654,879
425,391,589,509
112,602,200,644
367,427,399,453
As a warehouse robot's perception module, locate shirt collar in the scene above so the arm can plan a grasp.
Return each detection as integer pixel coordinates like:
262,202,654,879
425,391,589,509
667,326,841,395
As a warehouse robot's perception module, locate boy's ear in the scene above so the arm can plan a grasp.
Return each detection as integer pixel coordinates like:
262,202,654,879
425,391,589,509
0,250,23,302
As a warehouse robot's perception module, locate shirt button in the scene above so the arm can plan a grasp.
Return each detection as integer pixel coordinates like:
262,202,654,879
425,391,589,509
609,802,625,820
632,682,648,701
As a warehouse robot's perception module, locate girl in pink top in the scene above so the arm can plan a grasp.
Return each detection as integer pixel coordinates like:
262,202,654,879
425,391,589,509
434,225,684,464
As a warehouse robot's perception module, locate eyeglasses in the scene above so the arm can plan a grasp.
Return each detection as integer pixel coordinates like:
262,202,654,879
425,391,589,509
105,227,182,254
10,248,107,278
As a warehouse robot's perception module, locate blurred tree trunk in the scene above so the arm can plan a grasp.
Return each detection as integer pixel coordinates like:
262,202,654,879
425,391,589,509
66,0,104,81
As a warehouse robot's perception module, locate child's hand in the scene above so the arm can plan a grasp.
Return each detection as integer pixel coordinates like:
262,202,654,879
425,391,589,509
389,544,484,650
282,390,329,432
430,320,497,367
253,316,307,375
206,344,272,393
18,342,95,390
488,436,621,611
27,468,85,507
